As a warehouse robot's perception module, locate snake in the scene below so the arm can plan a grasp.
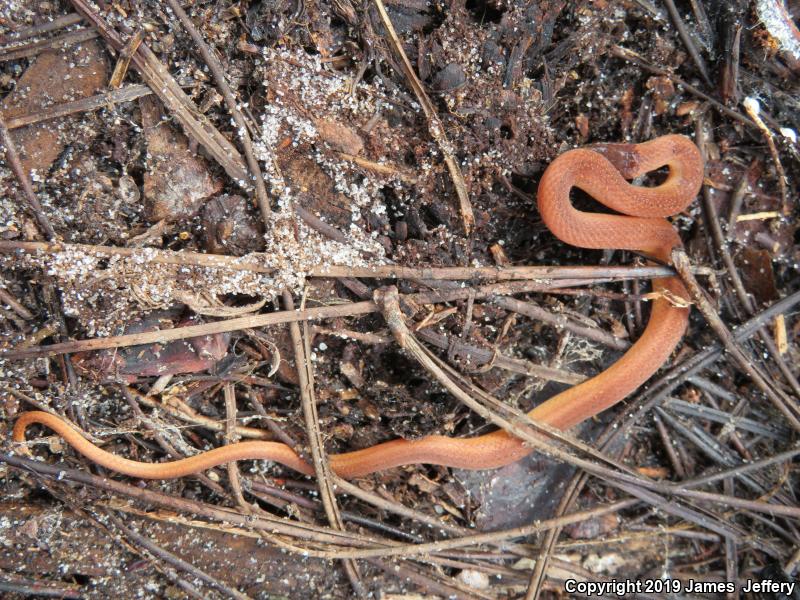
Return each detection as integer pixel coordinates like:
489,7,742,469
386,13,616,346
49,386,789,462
12,134,704,479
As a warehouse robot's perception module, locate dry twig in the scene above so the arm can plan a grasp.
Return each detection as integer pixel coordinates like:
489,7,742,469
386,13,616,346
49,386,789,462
672,249,800,431
164,0,271,223
0,115,56,240
372,0,474,233
283,291,366,596
69,0,249,183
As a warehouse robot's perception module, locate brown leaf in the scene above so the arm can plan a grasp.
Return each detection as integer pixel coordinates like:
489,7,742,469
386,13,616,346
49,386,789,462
314,117,364,156
140,96,222,221
1,41,107,176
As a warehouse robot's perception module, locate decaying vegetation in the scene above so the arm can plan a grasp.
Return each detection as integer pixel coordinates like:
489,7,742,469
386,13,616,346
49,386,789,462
0,0,798,598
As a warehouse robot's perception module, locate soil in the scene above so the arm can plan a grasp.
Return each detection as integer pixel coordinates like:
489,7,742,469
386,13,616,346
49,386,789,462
0,1,799,598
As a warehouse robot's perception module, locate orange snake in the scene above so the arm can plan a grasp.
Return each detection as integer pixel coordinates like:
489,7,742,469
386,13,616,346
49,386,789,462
12,134,703,479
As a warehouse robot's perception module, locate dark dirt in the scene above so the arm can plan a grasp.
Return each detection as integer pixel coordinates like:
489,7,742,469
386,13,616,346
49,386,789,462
1,0,799,598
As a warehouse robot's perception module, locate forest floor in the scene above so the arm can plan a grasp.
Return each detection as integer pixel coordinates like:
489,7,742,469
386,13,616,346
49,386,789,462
0,0,799,598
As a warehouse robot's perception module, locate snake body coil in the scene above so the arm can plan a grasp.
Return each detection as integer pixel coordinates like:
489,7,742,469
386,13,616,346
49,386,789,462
13,134,704,479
